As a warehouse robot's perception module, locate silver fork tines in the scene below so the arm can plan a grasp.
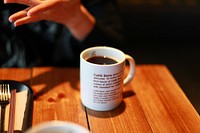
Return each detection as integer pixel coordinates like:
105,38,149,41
0,84,11,101
0,84,11,132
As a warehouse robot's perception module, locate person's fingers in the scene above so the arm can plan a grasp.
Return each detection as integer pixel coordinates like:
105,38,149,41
13,15,42,26
9,10,28,22
8,7,42,26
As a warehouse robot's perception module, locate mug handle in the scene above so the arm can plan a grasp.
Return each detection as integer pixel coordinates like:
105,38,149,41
123,54,136,85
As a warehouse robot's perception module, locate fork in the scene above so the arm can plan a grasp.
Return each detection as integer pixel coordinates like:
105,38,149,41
0,84,11,133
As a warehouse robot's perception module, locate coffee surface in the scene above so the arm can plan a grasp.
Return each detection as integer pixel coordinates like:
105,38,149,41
86,56,117,65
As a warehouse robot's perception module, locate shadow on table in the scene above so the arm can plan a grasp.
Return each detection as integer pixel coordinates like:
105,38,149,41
23,68,80,100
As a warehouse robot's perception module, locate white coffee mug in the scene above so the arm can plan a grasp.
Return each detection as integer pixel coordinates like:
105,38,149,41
80,46,136,111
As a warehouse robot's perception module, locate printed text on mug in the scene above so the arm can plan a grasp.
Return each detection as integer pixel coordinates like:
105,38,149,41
92,71,123,104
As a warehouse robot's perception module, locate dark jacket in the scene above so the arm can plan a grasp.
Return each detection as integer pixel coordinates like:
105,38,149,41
0,0,124,67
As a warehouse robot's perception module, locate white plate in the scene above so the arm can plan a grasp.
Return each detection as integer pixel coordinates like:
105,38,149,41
25,121,90,133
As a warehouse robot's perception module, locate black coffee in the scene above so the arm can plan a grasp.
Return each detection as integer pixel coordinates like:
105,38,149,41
86,56,117,65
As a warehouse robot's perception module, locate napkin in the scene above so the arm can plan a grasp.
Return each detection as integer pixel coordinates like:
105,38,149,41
0,89,28,131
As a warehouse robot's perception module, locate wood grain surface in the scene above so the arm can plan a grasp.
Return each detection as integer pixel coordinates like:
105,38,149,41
0,65,199,133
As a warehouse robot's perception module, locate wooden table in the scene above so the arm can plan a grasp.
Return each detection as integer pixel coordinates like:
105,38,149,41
0,65,200,132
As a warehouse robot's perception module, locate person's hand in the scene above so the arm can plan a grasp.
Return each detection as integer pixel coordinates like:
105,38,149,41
4,0,96,41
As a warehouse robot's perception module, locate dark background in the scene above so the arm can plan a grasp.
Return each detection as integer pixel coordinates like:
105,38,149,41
117,0,200,114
